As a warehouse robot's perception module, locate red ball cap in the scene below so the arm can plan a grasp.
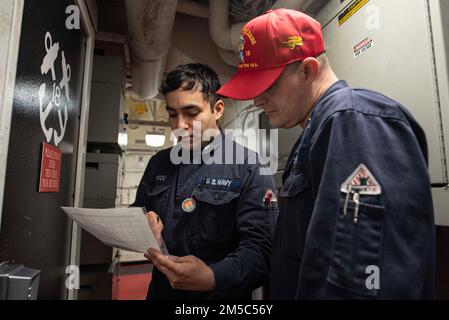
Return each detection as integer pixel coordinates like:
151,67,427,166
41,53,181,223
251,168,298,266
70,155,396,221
217,8,325,100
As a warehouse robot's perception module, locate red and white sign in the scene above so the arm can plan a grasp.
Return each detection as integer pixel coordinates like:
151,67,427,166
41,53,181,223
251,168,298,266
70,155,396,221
354,37,373,58
39,142,62,192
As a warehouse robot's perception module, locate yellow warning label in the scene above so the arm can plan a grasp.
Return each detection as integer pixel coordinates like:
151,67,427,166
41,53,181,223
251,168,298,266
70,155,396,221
135,103,147,114
338,0,369,26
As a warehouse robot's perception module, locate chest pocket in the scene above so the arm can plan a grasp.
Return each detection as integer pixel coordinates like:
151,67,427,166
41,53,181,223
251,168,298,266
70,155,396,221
327,198,385,298
145,183,170,218
191,188,241,244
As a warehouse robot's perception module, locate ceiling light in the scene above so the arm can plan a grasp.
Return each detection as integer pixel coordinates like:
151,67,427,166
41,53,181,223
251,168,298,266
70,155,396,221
145,132,165,147
118,132,128,147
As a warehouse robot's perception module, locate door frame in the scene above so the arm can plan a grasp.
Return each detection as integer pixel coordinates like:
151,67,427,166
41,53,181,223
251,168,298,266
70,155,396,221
67,0,96,300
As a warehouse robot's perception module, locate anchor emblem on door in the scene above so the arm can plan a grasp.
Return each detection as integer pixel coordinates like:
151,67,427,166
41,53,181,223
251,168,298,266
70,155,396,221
38,31,71,147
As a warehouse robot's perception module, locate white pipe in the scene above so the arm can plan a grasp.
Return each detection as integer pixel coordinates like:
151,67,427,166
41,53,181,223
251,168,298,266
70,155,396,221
209,0,233,51
177,0,209,19
230,22,245,53
209,0,309,58
209,0,245,53
125,0,178,99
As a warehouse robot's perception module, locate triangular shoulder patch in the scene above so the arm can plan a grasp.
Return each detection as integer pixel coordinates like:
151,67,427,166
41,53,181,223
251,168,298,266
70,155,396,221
340,164,382,195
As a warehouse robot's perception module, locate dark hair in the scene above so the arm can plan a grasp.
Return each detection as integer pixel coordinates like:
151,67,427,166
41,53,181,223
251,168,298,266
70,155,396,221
160,63,221,111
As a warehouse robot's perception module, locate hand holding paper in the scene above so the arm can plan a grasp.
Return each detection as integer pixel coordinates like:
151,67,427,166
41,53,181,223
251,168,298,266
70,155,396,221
61,207,169,255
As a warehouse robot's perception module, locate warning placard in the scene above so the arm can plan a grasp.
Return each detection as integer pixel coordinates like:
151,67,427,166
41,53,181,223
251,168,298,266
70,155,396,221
338,0,369,26
39,142,62,192
354,37,374,57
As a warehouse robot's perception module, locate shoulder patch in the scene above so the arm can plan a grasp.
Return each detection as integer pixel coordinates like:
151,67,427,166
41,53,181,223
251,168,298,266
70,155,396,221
340,164,381,195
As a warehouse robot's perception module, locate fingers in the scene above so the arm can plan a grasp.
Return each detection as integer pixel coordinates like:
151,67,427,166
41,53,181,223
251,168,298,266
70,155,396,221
146,251,210,291
150,250,179,270
153,259,190,290
156,263,177,281
168,255,194,263
146,211,160,227
148,250,179,280
168,255,183,263
148,249,183,273
146,211,164,241
144,252,153,263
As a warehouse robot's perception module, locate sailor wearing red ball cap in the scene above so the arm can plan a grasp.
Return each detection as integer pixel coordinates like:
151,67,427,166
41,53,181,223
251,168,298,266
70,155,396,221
219,8,435,300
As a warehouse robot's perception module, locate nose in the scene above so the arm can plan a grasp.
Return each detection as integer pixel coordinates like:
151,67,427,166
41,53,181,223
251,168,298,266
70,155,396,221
177,115,190,130
254,94,267,109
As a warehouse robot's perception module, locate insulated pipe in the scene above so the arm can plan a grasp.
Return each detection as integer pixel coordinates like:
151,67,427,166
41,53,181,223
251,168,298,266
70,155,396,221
208,0,309,66
125,0,178,99
209,0,243,52
177,0,209,19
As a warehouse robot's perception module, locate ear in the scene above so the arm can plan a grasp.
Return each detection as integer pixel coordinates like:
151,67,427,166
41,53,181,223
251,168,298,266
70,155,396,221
213,99,225,121
300,57,320,83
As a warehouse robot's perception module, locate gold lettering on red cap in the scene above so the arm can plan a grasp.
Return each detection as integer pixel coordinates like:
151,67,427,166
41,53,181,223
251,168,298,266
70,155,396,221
242,28,257,46
239,63,259,69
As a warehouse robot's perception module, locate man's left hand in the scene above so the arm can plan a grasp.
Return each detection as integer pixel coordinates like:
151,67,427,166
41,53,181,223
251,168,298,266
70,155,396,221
146,248,216,292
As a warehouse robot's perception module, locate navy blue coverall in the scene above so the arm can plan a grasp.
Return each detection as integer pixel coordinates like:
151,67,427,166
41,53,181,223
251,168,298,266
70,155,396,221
271,80,435,299
132,132,277,299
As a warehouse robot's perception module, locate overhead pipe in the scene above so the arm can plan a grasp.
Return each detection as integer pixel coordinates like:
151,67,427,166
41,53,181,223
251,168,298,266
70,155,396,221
208,0,310,67
125,0,178,99
177,0,209,19
209,0,245,53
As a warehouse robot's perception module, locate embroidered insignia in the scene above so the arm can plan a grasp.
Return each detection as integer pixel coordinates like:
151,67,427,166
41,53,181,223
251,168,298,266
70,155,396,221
239,35,245,63
340,164,382,195
283,36,304,50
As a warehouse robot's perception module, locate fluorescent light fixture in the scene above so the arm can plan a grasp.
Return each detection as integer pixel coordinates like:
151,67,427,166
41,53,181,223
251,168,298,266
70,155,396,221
145,133,166,147
118,132,128,147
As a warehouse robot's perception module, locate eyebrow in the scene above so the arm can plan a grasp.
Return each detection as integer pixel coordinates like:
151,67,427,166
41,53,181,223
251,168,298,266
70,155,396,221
166,105,200,112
